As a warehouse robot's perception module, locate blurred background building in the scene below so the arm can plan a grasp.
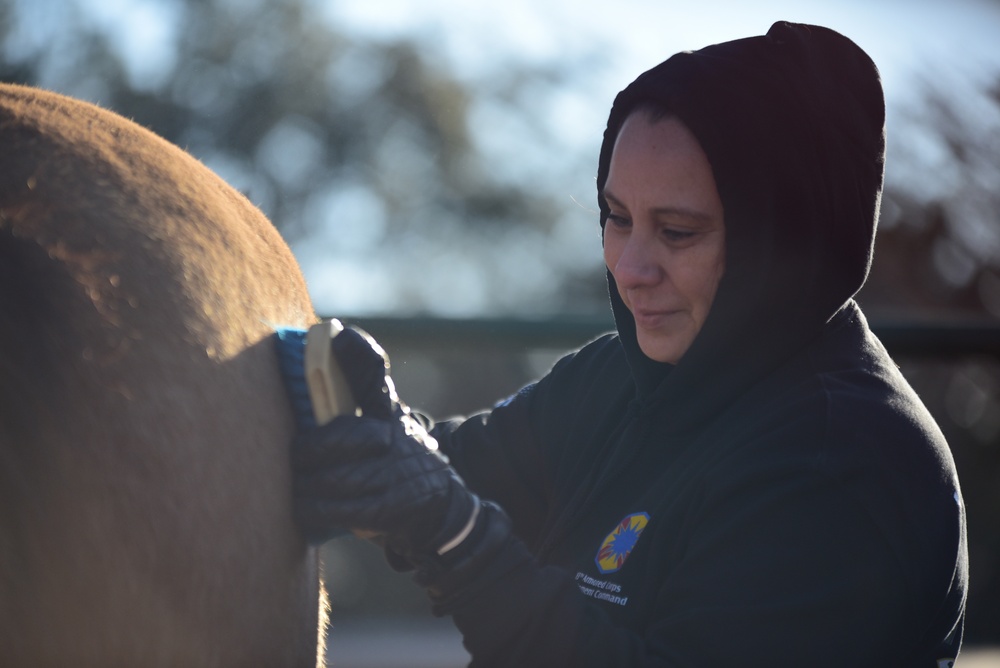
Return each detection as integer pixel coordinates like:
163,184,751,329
3,0,999,664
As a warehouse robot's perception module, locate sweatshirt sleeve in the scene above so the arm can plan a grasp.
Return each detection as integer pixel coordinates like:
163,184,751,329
430,336,629,550
430,383,553,550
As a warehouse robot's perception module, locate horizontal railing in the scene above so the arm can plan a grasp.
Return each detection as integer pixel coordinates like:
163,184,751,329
338,315,1000,358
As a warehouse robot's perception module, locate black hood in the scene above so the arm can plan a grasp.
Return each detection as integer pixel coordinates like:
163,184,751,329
597,21,886,429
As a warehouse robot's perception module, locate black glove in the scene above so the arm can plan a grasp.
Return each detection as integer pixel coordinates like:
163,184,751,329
291,325,480,559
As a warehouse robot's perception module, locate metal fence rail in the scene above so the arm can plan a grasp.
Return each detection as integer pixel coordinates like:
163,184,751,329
341,315,1000,358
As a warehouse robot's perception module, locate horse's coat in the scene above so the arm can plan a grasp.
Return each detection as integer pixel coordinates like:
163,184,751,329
0,83,325,667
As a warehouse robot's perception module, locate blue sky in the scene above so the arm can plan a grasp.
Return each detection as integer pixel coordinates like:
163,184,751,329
73,0,1000,155
319,0,1000,100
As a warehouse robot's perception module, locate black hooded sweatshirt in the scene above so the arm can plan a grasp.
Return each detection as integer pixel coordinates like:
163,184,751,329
424,21,968,667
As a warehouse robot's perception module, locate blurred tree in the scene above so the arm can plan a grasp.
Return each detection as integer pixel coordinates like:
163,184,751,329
0,0,607,316
863,71,1000,320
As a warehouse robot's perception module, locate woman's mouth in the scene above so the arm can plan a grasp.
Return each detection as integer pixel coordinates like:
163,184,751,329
632,308,681,329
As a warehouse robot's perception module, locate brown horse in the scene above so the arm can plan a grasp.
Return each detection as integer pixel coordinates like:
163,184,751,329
0,83,326,666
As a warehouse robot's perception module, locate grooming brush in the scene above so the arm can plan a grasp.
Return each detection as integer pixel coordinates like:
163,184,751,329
275,319,356,430
275,319,375,540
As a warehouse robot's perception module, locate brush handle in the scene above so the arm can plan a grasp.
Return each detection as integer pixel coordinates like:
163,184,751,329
304,320,357,425
304,319,379,541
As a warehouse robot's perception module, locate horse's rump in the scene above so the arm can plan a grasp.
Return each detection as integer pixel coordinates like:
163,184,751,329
0,83,324,667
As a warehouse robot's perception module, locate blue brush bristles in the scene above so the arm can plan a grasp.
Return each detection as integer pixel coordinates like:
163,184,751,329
275,325,350,540
274,327,318,432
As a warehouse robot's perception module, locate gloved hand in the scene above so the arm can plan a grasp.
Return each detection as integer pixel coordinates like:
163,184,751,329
291,325,480,559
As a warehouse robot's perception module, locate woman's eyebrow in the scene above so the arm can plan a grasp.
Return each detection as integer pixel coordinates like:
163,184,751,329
603,189,715,223
602,189,629,211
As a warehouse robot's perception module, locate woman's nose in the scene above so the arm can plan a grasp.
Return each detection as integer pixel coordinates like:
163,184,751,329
613,236,661,290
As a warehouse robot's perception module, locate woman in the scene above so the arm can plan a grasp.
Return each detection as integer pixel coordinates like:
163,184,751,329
293,21,968,666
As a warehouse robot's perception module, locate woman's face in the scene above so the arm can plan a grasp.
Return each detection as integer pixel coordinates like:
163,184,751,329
603,112,726,364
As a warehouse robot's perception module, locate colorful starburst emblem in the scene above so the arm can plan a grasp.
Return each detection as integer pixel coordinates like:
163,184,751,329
595,512,649,574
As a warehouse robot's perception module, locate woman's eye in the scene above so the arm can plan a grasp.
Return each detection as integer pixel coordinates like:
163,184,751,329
662,228,696,242
606,213,631,229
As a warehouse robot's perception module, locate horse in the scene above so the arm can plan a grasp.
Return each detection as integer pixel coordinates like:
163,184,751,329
0,82,326,667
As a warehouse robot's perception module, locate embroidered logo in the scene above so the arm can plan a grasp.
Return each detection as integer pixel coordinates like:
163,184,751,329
595,512,649,574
